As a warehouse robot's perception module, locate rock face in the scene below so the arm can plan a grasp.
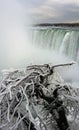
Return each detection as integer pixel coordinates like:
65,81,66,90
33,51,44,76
0,63,79,130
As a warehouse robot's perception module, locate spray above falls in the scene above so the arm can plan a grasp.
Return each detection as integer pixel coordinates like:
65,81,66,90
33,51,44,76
0,0,32,69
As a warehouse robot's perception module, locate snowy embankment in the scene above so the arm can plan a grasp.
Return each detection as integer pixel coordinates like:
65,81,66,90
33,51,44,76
0,62,79,130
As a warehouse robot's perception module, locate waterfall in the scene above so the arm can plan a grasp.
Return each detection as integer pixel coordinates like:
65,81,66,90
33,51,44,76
60,32,70,54
31,28,79,62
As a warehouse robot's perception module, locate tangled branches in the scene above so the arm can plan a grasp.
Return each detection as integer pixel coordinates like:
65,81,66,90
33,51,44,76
0,62,79,130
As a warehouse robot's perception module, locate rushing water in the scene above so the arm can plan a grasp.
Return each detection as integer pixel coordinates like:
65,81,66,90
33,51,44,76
31,27,79,62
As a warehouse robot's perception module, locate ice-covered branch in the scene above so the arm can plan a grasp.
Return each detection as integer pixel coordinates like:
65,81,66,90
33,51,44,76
0,62,79,130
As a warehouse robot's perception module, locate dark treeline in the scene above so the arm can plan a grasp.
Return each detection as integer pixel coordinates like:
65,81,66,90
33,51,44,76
33,23,79,27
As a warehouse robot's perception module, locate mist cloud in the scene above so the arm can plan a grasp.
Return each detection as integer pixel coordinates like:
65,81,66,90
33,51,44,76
0,0,31,69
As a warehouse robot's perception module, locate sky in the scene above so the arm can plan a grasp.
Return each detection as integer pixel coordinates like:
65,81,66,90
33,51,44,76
0,0,79,24
20,0,79,24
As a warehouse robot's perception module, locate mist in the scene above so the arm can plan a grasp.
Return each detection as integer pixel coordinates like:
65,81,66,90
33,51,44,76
0,0,34,69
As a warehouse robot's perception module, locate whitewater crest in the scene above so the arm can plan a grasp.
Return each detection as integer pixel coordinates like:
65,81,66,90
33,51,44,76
31,28,79,62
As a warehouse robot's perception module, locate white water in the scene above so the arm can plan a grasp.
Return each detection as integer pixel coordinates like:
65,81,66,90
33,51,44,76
59,32,70,54
31,28,79,62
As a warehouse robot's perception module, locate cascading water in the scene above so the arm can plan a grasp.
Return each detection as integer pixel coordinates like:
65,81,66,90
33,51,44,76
31,28,79,62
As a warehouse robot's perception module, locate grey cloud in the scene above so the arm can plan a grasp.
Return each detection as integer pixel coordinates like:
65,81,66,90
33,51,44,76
56,4,79,22
29,1,79,23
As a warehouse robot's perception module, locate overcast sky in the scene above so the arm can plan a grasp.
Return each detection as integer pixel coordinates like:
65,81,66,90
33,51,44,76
0,0,79,24
20,0,79,23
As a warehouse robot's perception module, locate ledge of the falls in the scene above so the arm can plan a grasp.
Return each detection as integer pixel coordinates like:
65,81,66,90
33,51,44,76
33,23,79,27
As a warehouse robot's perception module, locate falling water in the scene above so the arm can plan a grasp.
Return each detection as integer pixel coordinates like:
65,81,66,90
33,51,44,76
31,28,79,62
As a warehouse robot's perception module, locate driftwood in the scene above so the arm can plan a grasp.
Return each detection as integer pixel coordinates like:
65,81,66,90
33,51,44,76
0,62,79,130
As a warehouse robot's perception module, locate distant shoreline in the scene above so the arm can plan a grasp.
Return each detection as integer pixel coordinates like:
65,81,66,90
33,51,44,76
33,23,79,27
